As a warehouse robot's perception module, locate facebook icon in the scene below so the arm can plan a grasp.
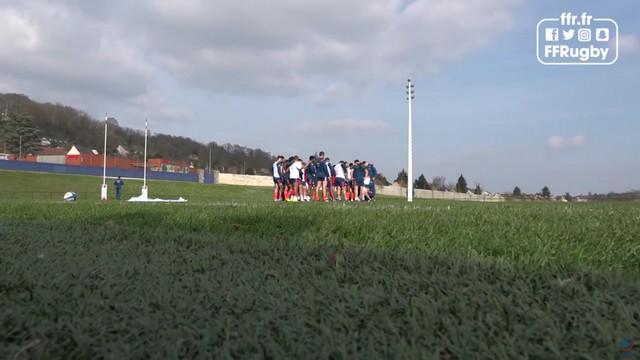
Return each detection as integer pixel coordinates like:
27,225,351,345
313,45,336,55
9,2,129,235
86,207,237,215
545,28,559,41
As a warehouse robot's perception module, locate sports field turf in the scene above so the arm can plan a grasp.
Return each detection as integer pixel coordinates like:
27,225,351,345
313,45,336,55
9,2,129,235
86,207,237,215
1,170,639,358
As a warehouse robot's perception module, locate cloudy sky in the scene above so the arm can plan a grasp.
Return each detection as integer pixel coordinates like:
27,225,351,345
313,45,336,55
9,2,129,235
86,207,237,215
0,0,638,194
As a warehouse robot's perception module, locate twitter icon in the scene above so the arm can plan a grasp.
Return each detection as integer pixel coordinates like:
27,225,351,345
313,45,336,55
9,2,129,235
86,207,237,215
563,29,575,40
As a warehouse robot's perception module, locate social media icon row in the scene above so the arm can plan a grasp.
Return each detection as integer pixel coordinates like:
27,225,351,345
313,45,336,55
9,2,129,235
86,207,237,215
544,28,609,42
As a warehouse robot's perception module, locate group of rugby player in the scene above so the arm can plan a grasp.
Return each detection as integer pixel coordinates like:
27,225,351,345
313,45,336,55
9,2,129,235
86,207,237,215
272,151,378,202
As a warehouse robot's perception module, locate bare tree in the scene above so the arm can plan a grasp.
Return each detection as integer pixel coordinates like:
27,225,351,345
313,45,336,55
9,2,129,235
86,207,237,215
431,176,446,191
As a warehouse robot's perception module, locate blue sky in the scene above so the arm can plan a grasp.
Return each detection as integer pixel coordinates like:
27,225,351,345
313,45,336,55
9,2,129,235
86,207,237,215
0,0,638,194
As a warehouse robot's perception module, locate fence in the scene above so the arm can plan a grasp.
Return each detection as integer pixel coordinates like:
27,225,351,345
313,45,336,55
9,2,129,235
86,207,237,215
0,159,206,183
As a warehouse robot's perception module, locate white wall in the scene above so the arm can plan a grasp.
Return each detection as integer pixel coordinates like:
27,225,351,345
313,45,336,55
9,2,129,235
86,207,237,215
215,171,273,187
377,184,505,202
36,155,66,164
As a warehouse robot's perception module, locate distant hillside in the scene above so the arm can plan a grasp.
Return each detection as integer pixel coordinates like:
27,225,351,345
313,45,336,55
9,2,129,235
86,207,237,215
0,94,274,174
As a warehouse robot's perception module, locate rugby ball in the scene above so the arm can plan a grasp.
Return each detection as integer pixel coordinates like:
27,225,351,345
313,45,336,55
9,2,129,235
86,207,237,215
63,192,78,201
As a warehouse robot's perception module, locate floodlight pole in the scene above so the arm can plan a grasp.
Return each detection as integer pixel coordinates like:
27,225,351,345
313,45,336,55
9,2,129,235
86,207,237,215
406,78,415,202
101,114,108,200
208,145,212,174
141,119,148,198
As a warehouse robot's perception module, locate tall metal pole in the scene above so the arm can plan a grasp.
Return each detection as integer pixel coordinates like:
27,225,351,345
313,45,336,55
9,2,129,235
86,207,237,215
406,78,414,202
18,135,22,160
102,115,108,185
143,119,148,190
1,107,6,154
208,145,212,174
101,114,108,200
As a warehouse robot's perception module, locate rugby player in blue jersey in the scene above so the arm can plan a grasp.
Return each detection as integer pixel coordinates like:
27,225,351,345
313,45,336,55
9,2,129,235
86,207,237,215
325,157,336,201
352,160,365,201
305,155,318,201
367,161,378,200
316,151,330,201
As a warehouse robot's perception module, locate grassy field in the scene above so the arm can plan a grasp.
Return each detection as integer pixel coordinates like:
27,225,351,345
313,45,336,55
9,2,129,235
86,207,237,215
0,170,269,203
1,170,639,358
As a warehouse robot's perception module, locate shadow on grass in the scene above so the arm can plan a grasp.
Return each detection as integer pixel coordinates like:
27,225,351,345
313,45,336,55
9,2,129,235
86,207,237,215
1,219,639,359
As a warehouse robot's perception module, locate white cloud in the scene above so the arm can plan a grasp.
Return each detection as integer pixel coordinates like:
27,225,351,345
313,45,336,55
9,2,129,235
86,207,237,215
139,0,521,94
0,0,521,121
311,83,355,105
547,135,585,150
126,92,195,125
296,119,388,135
1,0,521,96
0,2,153,101
0,8,39,50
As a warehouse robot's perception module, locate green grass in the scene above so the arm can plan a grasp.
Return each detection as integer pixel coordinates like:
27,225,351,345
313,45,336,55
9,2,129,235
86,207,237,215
1,170,639,358
0,170,268,203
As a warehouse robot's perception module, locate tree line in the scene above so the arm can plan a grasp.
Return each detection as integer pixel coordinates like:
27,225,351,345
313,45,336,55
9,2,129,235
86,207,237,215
0,111,41,156
388,170,588,201
391,169,484,194
0,93,275,173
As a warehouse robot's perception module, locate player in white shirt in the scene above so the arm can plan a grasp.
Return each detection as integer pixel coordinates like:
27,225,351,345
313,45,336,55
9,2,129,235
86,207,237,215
288,156,303,201
272,155,284,201
333,161,347,201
